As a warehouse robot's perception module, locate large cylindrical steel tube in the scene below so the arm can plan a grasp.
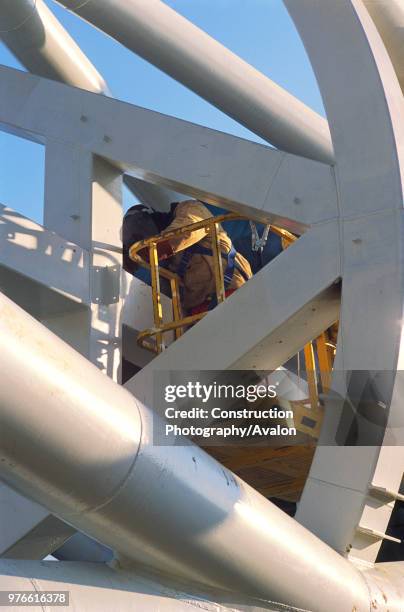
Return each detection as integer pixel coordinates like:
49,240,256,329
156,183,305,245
0,560,235,612
363,0,404,92
0,0,180,209
0,291,373,611
54,0,334,165
0,0,109,95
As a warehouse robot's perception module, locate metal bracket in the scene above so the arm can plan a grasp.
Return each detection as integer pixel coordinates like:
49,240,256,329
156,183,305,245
369,484,404,502
91,265,120,305
357,525,401,544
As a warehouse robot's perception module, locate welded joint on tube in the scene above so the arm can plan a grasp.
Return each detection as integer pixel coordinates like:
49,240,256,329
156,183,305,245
55,0,93,12
0,0,37,33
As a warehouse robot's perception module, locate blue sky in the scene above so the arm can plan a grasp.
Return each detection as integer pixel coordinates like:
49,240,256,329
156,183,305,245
0,0,325,223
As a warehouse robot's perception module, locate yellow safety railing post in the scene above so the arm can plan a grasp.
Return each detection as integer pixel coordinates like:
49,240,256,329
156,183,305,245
149,241,164,353
170,276,183,340
128,213,297,353
304,342,319,412
316,333,332,393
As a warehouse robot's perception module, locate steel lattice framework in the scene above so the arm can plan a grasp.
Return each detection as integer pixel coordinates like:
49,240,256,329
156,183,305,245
0,1,403,610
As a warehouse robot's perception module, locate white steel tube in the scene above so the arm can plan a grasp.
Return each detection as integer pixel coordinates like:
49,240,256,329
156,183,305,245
0,0,109,95
0,560,303,612
54,0,334,165
363,0,404,92
0,0,179,209
0,291,373,612
0,561,245,612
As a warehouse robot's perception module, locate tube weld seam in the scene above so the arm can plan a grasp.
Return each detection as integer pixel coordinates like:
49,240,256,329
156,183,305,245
69,395,144,517
0,0,37,33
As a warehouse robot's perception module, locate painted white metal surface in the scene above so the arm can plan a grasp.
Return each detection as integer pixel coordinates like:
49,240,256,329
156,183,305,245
0,291,381,611
54,0,334,164
0,204,89,303
0,560,309,612
285,0,404,562
0,0,109,94
0,0,183,212
363,0,404,92
0,66,337,233
0,485,50,557
0,0,403,607
0,198,171,561
0,26,401,566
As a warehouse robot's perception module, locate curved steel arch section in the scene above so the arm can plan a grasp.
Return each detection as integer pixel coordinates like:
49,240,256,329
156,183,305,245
285,0,404,562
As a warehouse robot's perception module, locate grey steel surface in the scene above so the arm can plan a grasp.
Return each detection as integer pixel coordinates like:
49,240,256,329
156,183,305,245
0,291,373,611
0,560,312,612
363,0,404,92
0,0,403,609
0,0,180,212
0,0,109,94
0,65,337,232
285,0,404,563
54,0,334,164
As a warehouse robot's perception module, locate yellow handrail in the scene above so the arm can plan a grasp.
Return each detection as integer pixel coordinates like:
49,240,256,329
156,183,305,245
128,211,334,423
129,213,281,353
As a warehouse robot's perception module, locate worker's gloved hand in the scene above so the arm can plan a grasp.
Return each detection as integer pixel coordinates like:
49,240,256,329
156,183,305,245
138,240,174,262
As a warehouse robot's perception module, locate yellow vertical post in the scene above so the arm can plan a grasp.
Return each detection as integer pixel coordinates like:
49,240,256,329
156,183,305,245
149,241,164,353
304,342,318,411
316,333,332,393
170,277,183,340
210,221,225,304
